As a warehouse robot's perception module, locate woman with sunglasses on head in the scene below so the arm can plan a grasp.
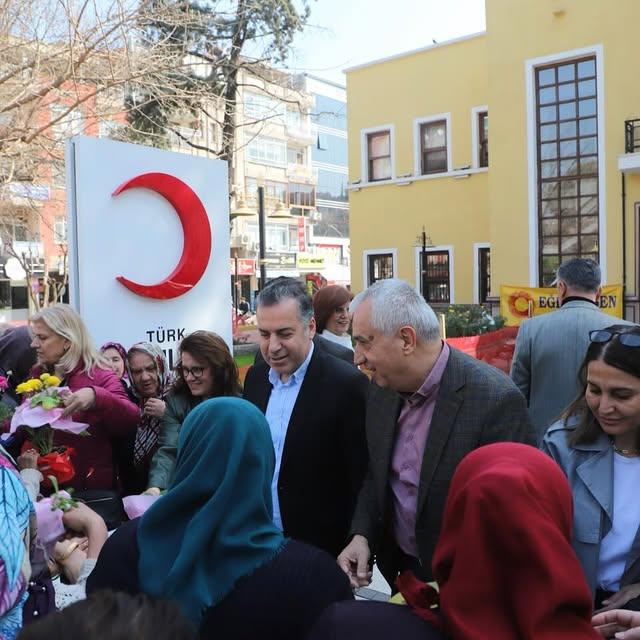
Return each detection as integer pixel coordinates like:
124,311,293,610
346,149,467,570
145,331,241,494
542,324,640,613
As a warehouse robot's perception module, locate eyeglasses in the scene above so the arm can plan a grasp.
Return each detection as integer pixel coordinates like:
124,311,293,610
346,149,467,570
589,330,640,348
176,365,207,379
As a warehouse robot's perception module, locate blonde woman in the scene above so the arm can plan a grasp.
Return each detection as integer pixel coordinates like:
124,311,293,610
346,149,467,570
28,304,138,526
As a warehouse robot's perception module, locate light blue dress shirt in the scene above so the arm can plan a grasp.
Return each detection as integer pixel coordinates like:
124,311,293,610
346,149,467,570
265,342,314,530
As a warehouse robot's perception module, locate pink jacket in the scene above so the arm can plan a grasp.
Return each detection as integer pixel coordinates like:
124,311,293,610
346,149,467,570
33,362,139,491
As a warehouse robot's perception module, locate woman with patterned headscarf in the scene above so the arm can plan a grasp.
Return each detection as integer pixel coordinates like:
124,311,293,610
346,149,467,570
122,343,172,494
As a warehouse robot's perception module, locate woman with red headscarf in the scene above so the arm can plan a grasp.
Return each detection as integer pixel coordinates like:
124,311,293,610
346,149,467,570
306,443,599,640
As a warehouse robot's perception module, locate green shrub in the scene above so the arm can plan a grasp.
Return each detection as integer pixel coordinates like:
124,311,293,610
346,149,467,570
443,305,506,338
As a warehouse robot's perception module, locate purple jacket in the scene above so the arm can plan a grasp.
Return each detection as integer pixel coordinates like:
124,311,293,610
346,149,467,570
33,362,139,491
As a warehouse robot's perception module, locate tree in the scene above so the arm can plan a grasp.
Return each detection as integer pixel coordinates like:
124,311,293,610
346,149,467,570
0,0,205,309
126,0,312,188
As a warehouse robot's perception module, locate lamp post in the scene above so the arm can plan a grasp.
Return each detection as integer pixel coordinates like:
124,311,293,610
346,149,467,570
257,186,267,287
415,226,434,298
230,187,292,292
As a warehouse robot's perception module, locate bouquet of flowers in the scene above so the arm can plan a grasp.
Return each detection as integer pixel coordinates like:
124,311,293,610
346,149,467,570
10,374,89,487
0,374,14,433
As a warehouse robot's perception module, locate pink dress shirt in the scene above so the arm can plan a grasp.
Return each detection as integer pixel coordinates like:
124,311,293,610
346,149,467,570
390,342,450,557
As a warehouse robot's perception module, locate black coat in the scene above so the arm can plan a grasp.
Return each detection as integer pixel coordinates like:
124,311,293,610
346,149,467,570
243,347,369,557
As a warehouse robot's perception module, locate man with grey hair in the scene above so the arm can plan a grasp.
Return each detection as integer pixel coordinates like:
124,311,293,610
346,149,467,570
243,277,369,557
338,279,534,590
511,257,632,440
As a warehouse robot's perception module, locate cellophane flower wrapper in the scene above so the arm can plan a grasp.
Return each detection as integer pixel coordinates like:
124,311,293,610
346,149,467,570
35,496,67,552
122,494,161,519
9,387,89,435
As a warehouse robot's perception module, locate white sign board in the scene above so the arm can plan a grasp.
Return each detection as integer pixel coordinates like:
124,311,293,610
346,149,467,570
67,136,231,368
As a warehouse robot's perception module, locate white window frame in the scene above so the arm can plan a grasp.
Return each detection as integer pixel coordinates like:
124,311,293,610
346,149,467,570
471,106,489,170
51,104,84,138
525,44,606,286
360,124,396,184
414,244,455,304
413,113,452,177
363,248,397,287
53,217,67,245
244,92,283,123
246,136,287,167
473,242,491,304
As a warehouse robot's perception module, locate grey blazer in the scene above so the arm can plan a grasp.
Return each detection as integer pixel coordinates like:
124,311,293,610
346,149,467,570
510,300,631,440
349,347,536,587
541,420,640,596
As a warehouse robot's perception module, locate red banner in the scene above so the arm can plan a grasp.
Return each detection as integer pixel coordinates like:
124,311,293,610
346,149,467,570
446,327,519,374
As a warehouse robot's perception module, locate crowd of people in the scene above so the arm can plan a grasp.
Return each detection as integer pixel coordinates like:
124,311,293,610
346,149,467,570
1,259,640,639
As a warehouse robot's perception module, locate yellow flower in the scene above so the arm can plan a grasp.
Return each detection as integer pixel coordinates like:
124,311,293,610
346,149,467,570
27,379,43,391
40,373,51,381
44,376,61,388
15,382,31,394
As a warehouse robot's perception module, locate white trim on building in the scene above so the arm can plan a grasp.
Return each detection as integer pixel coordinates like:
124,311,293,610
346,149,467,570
344,32,486,74
470,105,489,170
413,113,453,177
363,248,398,287
473,242,491,304
413,244,455,304
525,44,605,286
360,124,396,184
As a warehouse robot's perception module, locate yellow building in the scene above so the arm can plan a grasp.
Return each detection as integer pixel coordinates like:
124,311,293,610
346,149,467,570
347,0,640,321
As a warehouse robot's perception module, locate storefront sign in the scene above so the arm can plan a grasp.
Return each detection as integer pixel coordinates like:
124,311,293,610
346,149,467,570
297,253,325,270
297,216,306,253
263,252,297,269
230,258,256,276
500,284,624,326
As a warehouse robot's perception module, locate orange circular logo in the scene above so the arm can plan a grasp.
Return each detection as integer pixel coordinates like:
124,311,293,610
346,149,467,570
508,291,534,318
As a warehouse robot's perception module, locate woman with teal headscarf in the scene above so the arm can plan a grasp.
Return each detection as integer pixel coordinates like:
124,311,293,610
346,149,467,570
86,397,352,638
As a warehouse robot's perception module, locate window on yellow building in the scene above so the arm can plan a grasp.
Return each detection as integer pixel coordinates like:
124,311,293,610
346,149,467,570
367,131,391,181
420,120,448,174
421,250,450,303
478,247,490,303
367,253,393,284
535,56,598,286
478,112,488,168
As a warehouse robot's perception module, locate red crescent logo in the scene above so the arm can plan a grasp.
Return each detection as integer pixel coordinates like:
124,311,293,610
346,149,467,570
112,172,212,300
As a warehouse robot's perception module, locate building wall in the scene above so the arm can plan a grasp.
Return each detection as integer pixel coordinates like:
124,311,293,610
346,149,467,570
347,34,489,296
347,0,640,311
486,0,640,297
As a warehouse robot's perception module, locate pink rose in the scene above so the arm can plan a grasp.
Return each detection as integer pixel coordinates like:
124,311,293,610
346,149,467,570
0,376,8,391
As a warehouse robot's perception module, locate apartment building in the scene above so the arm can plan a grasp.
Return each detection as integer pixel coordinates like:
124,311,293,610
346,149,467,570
347,0,640,320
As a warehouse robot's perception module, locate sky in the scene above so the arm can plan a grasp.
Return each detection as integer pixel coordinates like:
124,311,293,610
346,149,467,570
286,0,487,85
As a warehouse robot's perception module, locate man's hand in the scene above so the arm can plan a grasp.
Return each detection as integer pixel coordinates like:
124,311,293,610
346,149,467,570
144,487,161,496
337,534,372,588
60,387,96,417
143,398,166,419
17,449,38,470
593,609,640,638
596,583,640,613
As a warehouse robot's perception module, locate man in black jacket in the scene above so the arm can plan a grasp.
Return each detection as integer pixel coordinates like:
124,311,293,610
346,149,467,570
243,278,369,557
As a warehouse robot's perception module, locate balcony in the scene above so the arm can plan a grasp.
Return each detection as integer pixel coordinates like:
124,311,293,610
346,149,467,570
618,119,640,174
285,123,315,146
1,182,50,206
287,163,314,181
